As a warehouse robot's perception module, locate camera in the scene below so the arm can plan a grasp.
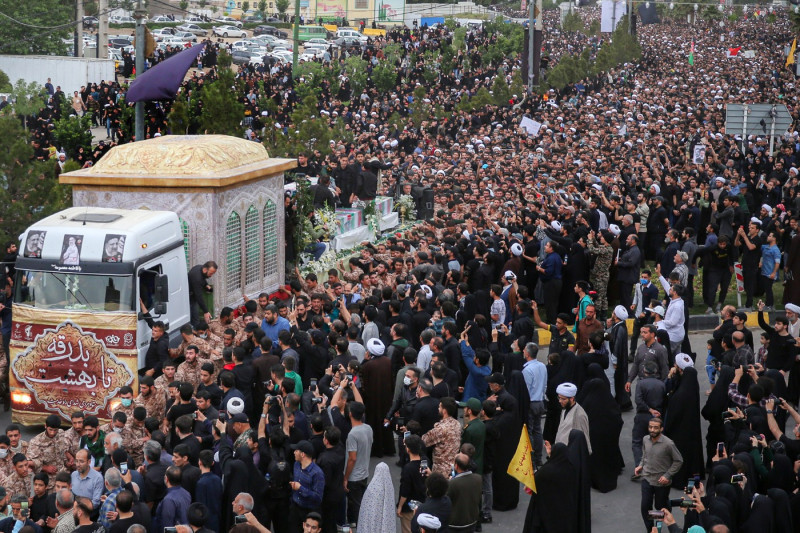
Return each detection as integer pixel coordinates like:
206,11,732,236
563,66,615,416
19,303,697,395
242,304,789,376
408,500,421,511
310,379,318,390
345,374,353,382
266,396,277,404
717,442,725,456
685,476,699,494
311,397,323,404
721,411,735,419
647,510,665,519
731,474,745,482
420,459,429,474
219,413,228,422
120,462,128,475
235,515,248,524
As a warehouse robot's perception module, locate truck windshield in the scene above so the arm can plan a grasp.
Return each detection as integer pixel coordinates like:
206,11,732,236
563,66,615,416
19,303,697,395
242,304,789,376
14,272,134,312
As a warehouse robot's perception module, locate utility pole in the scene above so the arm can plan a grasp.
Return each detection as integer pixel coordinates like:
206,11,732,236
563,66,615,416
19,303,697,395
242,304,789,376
527,0,534,91
134,0,146,142
532,0,542,87
291,0,301,76
98,0,109,60
76,0,85,58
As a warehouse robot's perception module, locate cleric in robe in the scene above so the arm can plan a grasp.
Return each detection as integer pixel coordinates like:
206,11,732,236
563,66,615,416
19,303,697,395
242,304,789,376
554,382,592,454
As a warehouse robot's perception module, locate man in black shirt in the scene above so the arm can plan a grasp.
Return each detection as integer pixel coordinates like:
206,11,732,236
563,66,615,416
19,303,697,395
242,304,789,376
531,302,574,354
316,427,345,533
71,496,106,533
398,435,427,533
188,261,218,327
142,321,170,378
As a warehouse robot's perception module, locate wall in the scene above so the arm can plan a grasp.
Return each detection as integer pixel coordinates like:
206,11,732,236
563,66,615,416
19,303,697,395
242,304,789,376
0,55,116,95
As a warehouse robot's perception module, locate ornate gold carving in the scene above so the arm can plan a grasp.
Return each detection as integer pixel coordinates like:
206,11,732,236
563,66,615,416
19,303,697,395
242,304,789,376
87,135,270,177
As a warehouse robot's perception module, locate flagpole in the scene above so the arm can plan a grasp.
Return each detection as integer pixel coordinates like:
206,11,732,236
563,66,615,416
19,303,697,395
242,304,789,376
134,0,146,142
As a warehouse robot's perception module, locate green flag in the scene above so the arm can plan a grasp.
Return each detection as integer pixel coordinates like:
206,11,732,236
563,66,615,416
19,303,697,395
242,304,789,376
688,52,694,66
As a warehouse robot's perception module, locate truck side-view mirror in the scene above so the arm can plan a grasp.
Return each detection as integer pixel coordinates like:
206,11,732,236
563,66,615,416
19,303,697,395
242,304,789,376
155,274,169,303
154,302,167,315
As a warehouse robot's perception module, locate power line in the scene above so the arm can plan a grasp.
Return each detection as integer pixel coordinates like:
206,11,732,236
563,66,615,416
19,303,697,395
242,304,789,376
0,8,116,53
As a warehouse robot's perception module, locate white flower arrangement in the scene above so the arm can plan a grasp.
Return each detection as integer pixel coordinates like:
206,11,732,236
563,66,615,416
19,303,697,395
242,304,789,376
312,207,341,242
300,248,339,278
395,194,417,222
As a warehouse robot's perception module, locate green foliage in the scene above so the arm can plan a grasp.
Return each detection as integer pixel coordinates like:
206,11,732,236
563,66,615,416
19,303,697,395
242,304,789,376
10,79,47,130
180,0,189,11
61,160,81,174
371,63,397,93
491,74,511,106
341,56,368,97
168,96,191,135
0,70,10,92
0,0,72,55
588,19,600,35
276,0,290,15
258,0,268,20
562,10,585,33
701,5,724,20
242,1,250,12
52,114,93,160
199,56,244,135
0,115,71,247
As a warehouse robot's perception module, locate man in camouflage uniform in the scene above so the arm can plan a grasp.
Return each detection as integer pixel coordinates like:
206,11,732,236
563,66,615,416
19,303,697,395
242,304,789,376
135,375,166,420
207,307,242,341
112,386,135,423
175,346,212,392
63,412,85,463
5,425,27,457
155,361,178,403
126,406,148,466
169,324,218,362
2,453,32,498
27,415,71,490
0,437,13,479
587,231,614,318
99,412,132,443
194,322,223,370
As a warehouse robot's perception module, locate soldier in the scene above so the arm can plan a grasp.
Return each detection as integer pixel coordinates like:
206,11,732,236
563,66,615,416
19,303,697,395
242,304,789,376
175,346,212,392
63,412,85,462
0,437,12,479
246,292,270,321
5,425,27,457
126,407,148,467
113,386,135,423
155,361,178,403
2,454,32,499
169,324,218,362
135,376,166,421
194,322,223,369
207,307,242,339
27,415,70,490
588,230,614,319
99,412,131,445
77,416,105,470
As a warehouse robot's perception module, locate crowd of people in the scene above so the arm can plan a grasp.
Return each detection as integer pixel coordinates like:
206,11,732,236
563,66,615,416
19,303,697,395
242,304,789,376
5,2,800,533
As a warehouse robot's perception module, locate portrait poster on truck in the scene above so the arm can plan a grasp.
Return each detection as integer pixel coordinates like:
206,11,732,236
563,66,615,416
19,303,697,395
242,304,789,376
10,306,136,425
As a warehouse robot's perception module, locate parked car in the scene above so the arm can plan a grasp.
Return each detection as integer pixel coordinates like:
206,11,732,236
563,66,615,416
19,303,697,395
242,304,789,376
253,25,287,37
172,31,197,42
256,33,290,49
242,15,263,23
177,23,208,36
82,16,98,26
151,28,176,38
265,16,282,22
150,15,176,23
214,16,243,28
336,28,367,41
108,38,132,49
231,49,254,65
109,15,136,25
333,36,363,49
184,15,204,23
213,25,247,38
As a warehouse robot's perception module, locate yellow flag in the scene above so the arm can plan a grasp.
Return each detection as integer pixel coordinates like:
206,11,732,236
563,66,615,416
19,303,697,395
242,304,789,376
507,424,537,493
787,38,796,68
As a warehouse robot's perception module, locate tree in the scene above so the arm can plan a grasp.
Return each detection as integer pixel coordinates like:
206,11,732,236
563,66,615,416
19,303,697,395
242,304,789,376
258,0,268,19
341,56,368,97
491,73,511,106
0,69,10,92
562,10,585,33
10,79,47,131
0,0,73,55
168,95,191,134
52,115,93,160
276,0,290,15
199,53,244,135
179,0,189,11
0,116,72,247
371,63,397,93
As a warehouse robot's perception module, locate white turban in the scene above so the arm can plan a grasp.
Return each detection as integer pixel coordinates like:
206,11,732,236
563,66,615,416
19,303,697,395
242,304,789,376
614,305,629,321
609,224,621,236
785,303,800,315
511,243,523,256
551,221,562,231
675,353,694,370
556,382,578,398
367,338,385,356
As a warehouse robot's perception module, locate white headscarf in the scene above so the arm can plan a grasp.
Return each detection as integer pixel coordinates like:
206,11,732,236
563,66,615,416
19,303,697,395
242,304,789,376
357,462,396,533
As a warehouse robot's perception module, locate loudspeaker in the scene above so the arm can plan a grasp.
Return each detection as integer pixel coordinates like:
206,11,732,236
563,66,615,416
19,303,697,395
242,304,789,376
417,187,434,221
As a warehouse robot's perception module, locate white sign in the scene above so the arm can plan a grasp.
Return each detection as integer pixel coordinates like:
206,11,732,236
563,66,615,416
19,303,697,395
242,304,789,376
520,117,543,137
692,144,706,165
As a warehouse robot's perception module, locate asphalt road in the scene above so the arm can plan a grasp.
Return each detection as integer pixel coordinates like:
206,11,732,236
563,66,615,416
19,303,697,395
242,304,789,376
8,331,718,533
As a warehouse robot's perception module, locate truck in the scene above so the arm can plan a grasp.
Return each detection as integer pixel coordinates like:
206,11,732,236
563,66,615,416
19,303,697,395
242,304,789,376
9,207,192,425
0,55,116,96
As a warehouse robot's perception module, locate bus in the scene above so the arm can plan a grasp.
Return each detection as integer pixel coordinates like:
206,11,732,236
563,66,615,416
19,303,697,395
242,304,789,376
295,25,330,42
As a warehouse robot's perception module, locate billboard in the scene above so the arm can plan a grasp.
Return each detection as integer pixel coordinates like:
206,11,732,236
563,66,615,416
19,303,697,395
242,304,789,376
10,306,137,424
375,0,404,23
316,0,347,19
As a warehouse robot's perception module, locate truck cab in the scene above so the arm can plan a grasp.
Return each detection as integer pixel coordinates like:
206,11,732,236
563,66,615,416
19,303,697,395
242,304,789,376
10,207,190,424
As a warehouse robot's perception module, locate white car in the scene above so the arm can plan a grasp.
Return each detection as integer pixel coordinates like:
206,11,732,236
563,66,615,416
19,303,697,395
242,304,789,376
271,51,293,63
335,29,367,42
177,23,208,36
172,31,197,42
215,16,243,28
305,38,332,48
257,35,291,50
150,15,176,23
151,28,175,39
109,16,136,25
213,25,246,38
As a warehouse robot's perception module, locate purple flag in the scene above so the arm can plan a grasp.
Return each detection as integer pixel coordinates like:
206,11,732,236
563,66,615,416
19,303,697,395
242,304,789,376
126,43,205,102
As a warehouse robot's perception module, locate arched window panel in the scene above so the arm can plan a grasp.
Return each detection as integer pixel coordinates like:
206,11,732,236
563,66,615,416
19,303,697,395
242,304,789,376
245,205,261,286
226,211,242,294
